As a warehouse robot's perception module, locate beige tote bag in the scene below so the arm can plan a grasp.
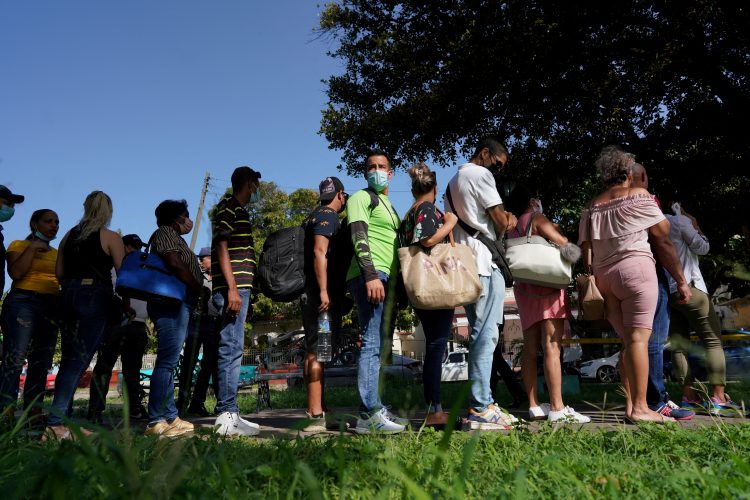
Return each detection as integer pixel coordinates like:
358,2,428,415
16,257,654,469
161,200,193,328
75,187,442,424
398,233,482,310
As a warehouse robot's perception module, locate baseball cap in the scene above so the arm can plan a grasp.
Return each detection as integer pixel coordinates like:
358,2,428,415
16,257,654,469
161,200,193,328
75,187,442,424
0,185,25,204
319,176,346,201
122,234,146,248
198,246,211,258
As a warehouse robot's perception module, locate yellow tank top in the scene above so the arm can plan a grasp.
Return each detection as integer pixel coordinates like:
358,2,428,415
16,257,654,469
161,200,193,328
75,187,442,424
6,240,60,295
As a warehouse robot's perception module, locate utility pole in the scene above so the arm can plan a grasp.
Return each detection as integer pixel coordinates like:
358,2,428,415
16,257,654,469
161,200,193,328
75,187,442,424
190,171,210,251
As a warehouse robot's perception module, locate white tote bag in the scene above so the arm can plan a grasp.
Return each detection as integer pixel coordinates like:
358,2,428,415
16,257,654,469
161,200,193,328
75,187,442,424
398,233,482,310
504,213,572,288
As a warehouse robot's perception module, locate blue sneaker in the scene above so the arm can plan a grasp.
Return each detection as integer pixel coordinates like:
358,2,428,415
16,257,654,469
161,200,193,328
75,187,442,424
680,397,708,414
650,400,694,421
708,397,746,418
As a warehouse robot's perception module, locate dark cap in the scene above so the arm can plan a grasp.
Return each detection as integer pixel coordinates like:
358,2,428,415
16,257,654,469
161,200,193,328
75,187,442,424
0,185,25,204
231,166,261,189
319,176,346,201
197,246,211,258
122,234,146,248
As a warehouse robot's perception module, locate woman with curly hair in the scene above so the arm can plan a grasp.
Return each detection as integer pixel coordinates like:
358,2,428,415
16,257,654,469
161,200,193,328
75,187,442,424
578,146,690,423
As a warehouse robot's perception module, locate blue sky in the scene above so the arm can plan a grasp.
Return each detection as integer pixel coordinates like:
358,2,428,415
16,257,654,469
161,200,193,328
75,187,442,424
0,1,455,290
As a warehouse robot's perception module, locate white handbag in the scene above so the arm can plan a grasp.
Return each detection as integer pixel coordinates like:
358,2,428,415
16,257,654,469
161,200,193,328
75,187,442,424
504,213,572,288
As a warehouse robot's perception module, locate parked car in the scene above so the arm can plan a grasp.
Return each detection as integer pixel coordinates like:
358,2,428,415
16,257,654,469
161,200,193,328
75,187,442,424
578,352,620,383
18,363,57,395
385,354,422,380
441,349,469,382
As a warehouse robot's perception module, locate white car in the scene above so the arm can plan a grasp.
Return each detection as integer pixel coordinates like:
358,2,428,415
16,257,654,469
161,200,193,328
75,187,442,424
578,352,620,383
441,349,469,381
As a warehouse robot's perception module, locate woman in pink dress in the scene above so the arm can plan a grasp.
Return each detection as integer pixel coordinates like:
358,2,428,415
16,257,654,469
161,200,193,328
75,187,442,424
579,146,691,423
505,187,589,423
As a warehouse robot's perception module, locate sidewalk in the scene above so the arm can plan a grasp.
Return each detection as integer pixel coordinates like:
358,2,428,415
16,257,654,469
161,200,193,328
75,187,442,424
107,405,750,439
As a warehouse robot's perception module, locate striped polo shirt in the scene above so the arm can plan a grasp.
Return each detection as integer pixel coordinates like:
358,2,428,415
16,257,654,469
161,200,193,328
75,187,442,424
211,194,256,291
151,226,203,286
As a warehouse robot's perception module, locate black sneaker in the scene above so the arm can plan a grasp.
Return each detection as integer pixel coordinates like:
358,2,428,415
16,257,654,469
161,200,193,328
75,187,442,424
87,412,104,425
186,403,212,418
130,405,149,420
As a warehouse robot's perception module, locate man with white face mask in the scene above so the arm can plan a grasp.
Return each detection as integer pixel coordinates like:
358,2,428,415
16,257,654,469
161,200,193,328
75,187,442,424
346,149,409,434
0,185,25,294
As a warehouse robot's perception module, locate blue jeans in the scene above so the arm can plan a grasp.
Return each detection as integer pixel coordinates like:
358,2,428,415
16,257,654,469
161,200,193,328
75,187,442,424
48,282,111,426
147,300,192,424
214,288,251,414
647,267,670,406
414,307,454,413
463,268,505,411
0,289,59,410
348,271,397,414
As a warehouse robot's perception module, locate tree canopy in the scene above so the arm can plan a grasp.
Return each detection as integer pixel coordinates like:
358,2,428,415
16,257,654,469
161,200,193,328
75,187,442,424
318,0,750,292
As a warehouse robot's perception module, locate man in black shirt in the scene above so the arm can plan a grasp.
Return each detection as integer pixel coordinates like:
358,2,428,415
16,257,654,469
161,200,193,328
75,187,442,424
300,177,348,431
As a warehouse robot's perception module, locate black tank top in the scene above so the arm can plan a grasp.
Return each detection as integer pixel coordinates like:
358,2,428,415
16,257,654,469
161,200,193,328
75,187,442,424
63,227,114,282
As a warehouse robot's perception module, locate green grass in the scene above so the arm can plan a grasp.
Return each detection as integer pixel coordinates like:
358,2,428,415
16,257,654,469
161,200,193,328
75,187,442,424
3,380,748,499
2,415,749,498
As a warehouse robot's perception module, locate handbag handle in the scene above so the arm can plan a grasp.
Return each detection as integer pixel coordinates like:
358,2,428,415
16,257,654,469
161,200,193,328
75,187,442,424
583,202,594,274
524,212,537,242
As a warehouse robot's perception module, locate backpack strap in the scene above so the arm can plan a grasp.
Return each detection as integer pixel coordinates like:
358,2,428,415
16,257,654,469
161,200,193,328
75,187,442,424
364,187,380,209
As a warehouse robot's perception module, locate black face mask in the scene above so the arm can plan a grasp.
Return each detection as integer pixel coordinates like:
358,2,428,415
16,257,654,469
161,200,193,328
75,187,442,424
489,160,505,176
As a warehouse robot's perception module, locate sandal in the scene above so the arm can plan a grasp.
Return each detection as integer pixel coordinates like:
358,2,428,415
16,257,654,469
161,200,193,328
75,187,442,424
41,425,94,442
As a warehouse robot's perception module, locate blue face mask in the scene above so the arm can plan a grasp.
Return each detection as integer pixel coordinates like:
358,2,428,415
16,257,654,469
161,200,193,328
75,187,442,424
367,170,390,193
0,205,14,222
248,190,261,204
34,230,56,242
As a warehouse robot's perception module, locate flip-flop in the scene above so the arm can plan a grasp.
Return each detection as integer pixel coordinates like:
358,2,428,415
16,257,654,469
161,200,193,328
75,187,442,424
624,414,675,425
41,425,94,442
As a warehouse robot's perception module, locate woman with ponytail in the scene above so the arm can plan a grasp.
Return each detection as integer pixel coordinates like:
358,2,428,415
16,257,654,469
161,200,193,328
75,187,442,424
0,209,60,427
44,191,125,439
398,163,457,428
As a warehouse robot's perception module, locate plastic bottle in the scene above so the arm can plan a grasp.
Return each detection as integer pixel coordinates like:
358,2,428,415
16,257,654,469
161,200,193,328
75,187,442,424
316,311,332,362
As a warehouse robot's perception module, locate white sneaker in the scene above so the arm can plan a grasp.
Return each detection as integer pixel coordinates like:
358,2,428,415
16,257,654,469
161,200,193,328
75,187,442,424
354,408,406,434
214,411,260,436
548,406,591,423
491,404,519,425
528,403,551,420
382,407,410,428
238,415,261,430
302,411,327,432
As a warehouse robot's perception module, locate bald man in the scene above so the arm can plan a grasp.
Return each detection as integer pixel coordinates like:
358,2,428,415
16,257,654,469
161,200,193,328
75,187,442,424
631,163,694,420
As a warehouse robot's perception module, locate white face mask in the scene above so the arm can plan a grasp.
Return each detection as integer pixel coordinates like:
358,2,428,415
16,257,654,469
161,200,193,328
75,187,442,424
532,199,543,214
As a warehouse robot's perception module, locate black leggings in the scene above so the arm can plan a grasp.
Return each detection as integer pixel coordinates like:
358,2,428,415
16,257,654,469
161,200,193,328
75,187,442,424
414,307,454,412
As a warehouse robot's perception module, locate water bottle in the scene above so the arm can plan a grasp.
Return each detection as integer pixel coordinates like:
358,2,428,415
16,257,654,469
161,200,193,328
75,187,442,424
316,311,333,362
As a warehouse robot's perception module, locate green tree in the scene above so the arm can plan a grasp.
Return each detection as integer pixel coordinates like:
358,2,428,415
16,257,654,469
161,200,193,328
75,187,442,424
319,1,750,292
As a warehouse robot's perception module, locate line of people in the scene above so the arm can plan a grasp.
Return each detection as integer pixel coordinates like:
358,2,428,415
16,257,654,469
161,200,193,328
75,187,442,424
0,138,743,439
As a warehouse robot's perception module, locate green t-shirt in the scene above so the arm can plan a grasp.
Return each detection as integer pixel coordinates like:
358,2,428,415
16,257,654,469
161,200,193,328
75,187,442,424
346,189,400,280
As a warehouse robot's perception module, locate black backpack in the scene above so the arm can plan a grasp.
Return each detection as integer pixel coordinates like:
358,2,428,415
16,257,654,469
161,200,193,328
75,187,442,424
257,188,380,303
257,225,306,302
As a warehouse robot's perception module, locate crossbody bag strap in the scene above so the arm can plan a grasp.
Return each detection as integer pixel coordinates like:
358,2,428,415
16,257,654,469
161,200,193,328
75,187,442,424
445,185,480,238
